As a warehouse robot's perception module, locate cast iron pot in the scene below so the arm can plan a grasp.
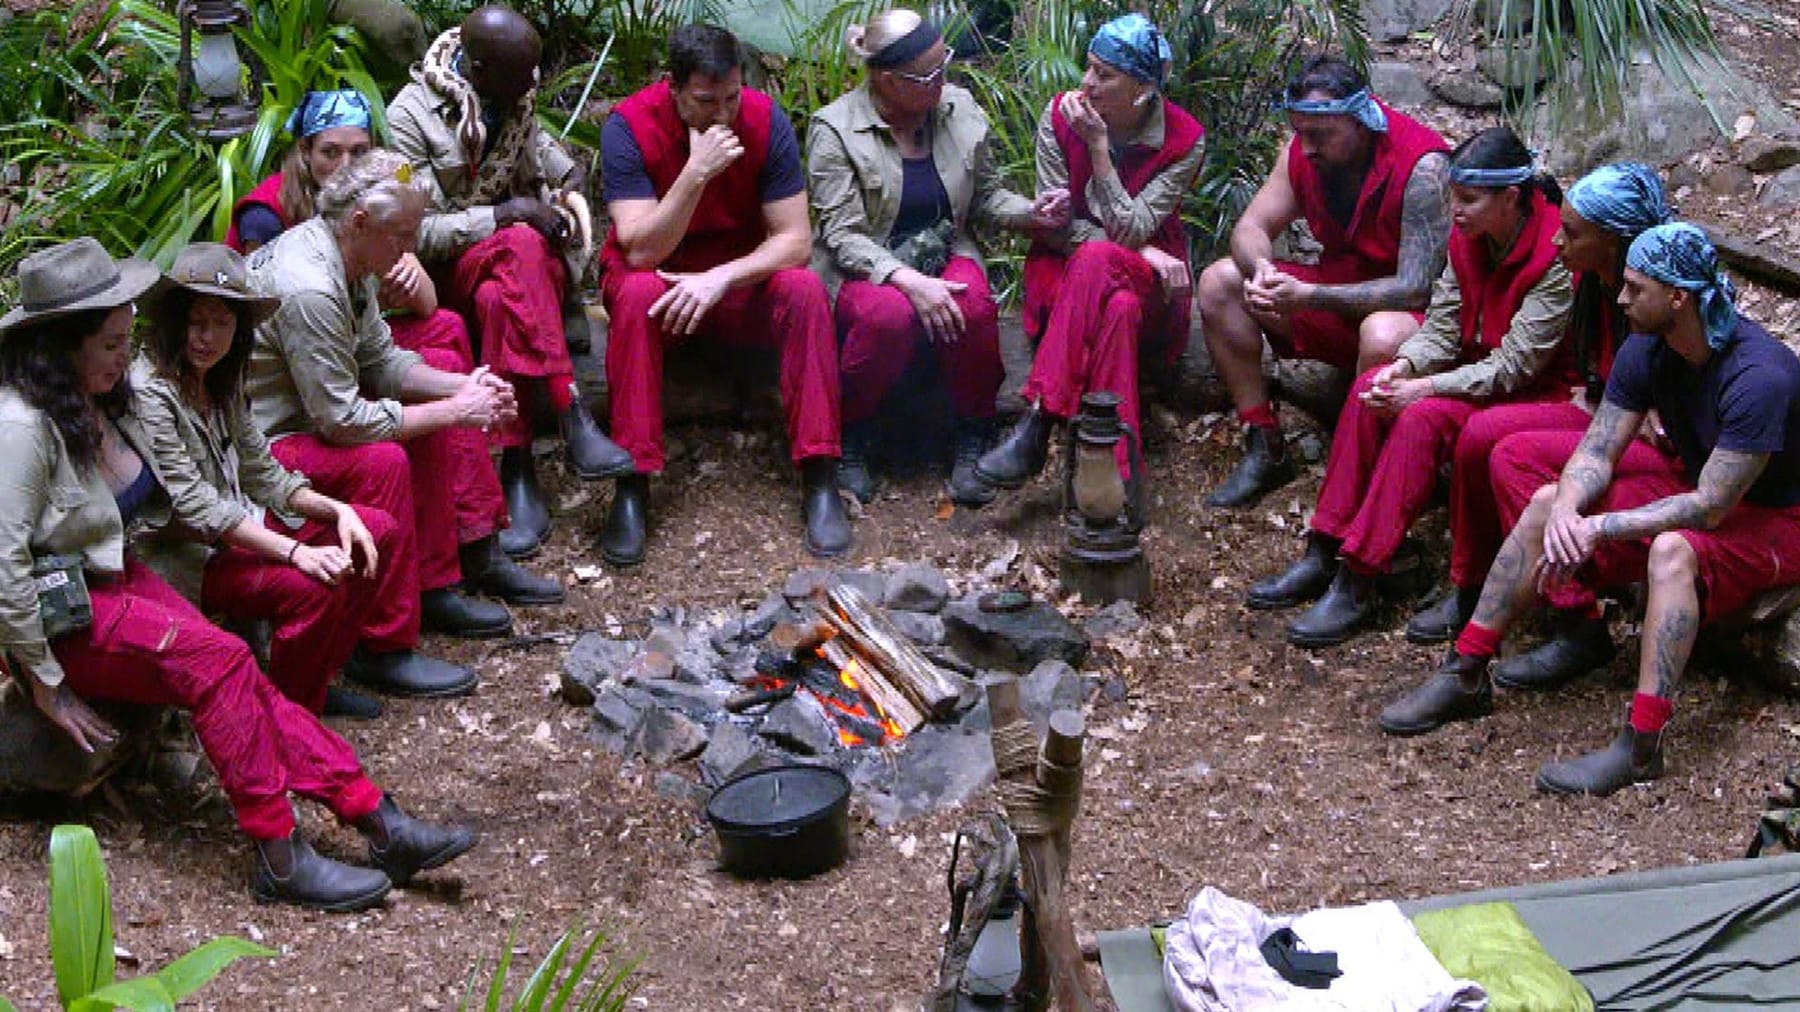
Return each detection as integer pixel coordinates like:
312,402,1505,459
705,764,852,879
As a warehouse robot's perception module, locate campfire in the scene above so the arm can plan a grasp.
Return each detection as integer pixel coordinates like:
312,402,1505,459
740,584,965,748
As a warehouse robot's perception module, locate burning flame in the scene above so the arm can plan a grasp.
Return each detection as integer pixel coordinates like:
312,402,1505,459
747,653,909,748
838,659,907,742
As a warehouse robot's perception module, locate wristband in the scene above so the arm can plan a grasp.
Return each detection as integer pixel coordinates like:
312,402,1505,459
286,541,301,566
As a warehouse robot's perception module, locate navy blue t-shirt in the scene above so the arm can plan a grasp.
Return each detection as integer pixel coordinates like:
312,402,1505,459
1603,319,1800,506
889,155,952,251
600,109,804,205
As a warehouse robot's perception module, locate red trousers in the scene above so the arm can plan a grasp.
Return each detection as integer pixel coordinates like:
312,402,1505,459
1491,430,1800,620
199,505,410,714
1447,399,1595,589
53,559,381,840
1266,259,1423,369
387,310,514,542
441,227,575,448
1019,241,1169,473
603,266,841,473
836,256,1002,425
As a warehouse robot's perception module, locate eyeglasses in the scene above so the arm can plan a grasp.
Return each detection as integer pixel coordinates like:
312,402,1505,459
889,53,953,87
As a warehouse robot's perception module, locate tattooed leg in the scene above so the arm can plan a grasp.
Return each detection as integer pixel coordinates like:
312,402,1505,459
1639,532,1701,699
1471,485,1556,630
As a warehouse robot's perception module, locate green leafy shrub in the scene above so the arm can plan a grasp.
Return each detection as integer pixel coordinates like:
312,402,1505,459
0,824,272,1011
462,922,638,1011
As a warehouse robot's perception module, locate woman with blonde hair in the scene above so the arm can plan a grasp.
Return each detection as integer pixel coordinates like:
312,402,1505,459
808,9,1071,504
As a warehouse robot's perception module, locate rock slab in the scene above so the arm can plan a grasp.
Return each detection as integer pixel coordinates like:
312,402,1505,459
943,598,1090,672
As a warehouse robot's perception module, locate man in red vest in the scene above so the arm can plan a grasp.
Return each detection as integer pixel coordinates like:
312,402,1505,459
1197,56,1451,508
598,24,849,566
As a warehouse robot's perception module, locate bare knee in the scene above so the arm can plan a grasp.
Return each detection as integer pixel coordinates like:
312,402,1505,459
1198,258,1244,316
1647,532,1699,588
1357,311,1419,367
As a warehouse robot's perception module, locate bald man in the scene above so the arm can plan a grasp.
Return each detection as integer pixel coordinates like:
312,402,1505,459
388,4,632,560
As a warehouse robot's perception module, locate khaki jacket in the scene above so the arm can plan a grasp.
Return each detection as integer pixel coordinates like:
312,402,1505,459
246,218,423,445
806,83,1033,294
129,360,309,602
0,387,167,687
387,72,579,263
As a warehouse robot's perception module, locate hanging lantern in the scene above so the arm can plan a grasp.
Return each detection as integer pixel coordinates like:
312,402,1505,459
177,0,261,140
1058,391,1150,604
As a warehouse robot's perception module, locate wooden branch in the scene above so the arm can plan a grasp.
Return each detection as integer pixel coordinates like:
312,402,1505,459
1703,225,1800,294
821,584,963,718
769,617,836,655
819,637,926,734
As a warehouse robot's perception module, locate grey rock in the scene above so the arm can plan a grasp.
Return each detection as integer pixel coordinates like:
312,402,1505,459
635,679,729,720
591,683,652,752
744,593,798,640
1703,163,1754,197
710,618,746,654
884,563,951,613
1742,135,1800,174
756,696,840,756
673,625,721,684
1428,68,1505,110
700,722,767,785
860,727,998,826
717,645,763,685
328,0,427,72
562,633,637,705
943,597,1091,672
635,706,709,766
1020,660,1087,730
0,685,152,796
888,609,947,647
1369,61,1435,110
1361,0,1452,40
1761,165,1800,207
1294,432,1328,465
1084,600,1143,641
782,567,884,605
654,770,709,804
1476,41,1550,90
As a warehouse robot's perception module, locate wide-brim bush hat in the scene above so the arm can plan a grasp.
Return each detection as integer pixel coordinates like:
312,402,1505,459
146,242,282,325
1,236,164,335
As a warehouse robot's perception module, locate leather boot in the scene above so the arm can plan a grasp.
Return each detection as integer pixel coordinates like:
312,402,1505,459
358,795,477,886
948,418,997,507
460,537,564,606
599,473,649,567
420,587,512,639
250,833,391,912
322,684,383,719
562,395,634,480
344,646,478,698
1205,425,1297,508
1378,651,1494,736
1492,614,1616,691
1405,585,1482,645
974,407,1053,489
838,421,877,505
1287,566,1378,648
1246,534,1339,610
1536,720,1665,796
497,447,549,560
801,458,852,558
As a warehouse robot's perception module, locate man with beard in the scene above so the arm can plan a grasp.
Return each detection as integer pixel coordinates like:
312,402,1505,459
1196,55,1451,508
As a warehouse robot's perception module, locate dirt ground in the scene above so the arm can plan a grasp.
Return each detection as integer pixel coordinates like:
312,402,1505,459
6,14,1800,1012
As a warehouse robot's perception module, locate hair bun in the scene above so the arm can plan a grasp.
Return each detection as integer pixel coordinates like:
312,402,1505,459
845,24,869,60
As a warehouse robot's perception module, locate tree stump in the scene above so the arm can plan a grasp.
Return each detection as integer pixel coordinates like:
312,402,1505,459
0,679,154,797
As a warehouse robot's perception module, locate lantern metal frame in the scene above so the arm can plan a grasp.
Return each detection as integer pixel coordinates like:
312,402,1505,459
176,0,262,141
1058,391,1151,604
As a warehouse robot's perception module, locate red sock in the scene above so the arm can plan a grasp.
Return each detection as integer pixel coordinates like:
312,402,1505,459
1238,403,1279,430
1454,621,1503,660
545,373,575,413
1630,693,1674,734
1582,601,1603,620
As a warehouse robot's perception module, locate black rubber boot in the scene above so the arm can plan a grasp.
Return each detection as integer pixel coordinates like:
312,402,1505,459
1405,585,1482,645
322,684,383,719
562,392,634,480
497,446,548,560
1378,651,1494,736
974,407,1054,489
801,458,852,558
420,587,512,639
1287,566,1378,648
838,421,877,505
1537,720,1664,796
250,833,391,912
358,795,477,886
460,537,564,606
1205,425,1297,509
947,418,997,507
1246,534,1339,610
1492,614,1616,691
598,474,649,567
343,646,477,699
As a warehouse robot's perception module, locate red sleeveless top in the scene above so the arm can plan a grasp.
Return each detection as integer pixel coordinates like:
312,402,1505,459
1286,104,1448,284
1446,189,1569,394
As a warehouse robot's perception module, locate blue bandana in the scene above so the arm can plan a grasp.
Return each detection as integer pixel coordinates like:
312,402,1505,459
1566,163,1671,242
285,89,373,140
1282,87,1388,133
1448,163,1534,188
1089,14,1170,87
1626,222,1740,350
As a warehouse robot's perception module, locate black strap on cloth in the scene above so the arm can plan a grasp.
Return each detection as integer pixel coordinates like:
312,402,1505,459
1259,927,1342,990
867,21,942,67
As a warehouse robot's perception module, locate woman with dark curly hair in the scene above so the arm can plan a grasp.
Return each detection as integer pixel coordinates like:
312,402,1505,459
132,243,474,716
0,237,474,911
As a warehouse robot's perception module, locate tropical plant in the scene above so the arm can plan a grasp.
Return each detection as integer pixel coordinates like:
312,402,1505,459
461,922,638,1012
0,824,272,1011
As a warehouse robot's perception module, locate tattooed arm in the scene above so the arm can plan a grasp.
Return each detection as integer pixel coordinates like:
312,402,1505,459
1302,152,1450,317
1596,449,1770,541
1541,399,1642,574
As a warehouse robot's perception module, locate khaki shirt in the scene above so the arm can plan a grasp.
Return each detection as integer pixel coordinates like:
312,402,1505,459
0,388,166,687
806,83,1033,293
129,359,309,603
246,218,423,445
1035,96,1202,251
387,71,579,263
1398,258,1575,399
